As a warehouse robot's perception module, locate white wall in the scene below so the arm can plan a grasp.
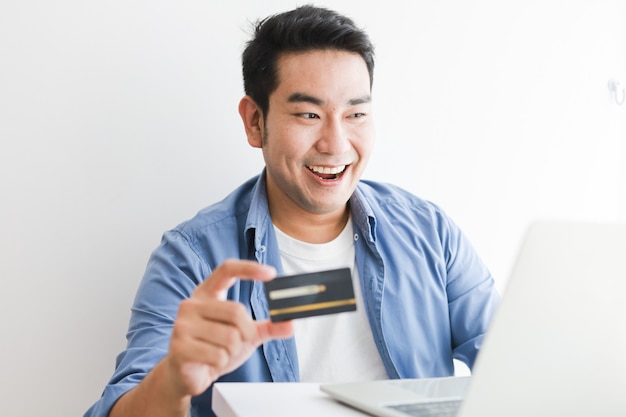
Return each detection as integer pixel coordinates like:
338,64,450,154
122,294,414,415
0,1,624,416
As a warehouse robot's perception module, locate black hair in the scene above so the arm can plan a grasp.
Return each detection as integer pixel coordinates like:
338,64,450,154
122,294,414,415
241,5,375,117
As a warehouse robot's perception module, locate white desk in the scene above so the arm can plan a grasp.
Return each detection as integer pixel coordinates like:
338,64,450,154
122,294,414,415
212,382,368,417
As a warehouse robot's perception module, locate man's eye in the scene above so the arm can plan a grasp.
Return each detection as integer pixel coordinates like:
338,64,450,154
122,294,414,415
350,112,366,118
299,113,319,119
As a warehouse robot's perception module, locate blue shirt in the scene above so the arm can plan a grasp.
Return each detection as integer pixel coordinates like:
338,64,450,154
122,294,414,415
85,172,500,417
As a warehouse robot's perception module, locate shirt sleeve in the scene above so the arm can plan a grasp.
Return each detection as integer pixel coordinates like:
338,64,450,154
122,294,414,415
442,217,500,369
83,230,207,417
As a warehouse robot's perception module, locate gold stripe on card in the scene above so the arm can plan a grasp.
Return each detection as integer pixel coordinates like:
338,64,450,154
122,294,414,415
269,298,356,316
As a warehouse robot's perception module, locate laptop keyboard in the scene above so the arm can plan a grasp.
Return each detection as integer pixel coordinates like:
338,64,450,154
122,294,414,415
385,399,462,417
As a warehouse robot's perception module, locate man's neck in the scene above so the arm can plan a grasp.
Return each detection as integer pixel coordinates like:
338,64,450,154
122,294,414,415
271,206,350,244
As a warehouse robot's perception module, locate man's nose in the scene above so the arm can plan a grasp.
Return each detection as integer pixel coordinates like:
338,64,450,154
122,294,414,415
316,118,351,154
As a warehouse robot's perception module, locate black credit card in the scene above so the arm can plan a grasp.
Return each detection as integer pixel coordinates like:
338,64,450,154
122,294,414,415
264,267,357,322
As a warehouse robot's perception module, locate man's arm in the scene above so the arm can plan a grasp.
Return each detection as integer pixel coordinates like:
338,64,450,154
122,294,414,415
109,260,294,417
444,222,500,369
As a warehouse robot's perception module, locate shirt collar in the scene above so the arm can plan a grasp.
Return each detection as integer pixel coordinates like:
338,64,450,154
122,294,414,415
244,170,272,252
350,185,378,242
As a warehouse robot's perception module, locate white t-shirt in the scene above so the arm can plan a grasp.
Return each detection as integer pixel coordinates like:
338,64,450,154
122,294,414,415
273,219,388,383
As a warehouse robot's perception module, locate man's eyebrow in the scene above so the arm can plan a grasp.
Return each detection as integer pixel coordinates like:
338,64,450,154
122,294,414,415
287,92,323,106
348,95,372,106
287,92,372,106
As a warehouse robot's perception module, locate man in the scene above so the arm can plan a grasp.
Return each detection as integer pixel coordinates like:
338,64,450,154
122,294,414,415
85,5,499,417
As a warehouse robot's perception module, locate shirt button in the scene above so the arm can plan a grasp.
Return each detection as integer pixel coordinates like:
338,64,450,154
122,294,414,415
353,233,359,241
258,245,266,253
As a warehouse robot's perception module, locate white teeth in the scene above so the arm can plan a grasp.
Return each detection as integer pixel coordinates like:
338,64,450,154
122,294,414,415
308,165,346,175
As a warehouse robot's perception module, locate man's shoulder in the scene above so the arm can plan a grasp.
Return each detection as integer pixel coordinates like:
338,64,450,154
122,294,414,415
355,179,455,234
173,176,260,237
356,179,437,211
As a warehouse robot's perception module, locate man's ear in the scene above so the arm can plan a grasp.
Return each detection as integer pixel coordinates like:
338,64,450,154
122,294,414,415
238,96,264,148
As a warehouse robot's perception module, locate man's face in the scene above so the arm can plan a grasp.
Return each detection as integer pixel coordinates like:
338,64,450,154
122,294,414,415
259,49,375,219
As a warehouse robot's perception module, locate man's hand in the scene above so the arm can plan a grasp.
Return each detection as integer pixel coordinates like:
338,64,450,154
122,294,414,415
164,259,294,397
110,259,294,417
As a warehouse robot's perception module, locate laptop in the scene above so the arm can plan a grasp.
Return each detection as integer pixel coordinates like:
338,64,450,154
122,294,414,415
321,220,626,417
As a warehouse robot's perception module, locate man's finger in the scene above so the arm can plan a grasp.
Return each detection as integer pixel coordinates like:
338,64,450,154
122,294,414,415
254,319,295,344
196,259,276,299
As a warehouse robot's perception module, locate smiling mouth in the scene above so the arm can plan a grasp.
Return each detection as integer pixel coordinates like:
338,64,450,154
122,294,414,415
307,165,347,180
